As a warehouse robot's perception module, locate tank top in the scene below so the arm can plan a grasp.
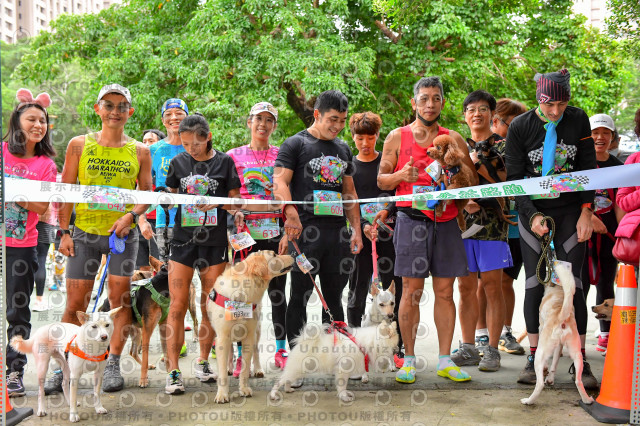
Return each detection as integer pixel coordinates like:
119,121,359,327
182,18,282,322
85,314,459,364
75,133,140,235
394,125,458,222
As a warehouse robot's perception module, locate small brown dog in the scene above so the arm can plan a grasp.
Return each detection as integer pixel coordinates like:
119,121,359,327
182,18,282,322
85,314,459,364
427,134,476,231
592,298,615,322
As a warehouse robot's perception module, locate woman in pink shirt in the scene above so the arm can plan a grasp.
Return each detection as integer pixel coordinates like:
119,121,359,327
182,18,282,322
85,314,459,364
3,89,57,396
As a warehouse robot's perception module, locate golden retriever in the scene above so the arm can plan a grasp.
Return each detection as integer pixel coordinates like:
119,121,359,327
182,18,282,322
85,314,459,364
207,250,294,403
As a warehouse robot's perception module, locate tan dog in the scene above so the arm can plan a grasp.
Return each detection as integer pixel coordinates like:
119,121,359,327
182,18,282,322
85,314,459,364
427,134,476,231
207,250,294,403
592,298,615,322
11,307,122,422
520,264,594,406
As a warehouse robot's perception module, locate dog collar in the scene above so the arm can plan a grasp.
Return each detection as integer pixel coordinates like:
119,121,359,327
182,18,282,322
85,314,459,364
208,289,257,311
329,321,370,373
65,335,109,362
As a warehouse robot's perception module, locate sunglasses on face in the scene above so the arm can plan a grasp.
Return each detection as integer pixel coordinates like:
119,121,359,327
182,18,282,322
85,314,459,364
99,100,131,113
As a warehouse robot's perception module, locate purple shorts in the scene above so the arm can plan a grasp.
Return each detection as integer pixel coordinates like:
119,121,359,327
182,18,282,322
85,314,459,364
463,239,513,273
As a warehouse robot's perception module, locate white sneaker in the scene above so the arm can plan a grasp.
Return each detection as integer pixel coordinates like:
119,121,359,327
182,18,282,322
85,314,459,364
165,369,185,395
194,360,217,383
32,300,49,312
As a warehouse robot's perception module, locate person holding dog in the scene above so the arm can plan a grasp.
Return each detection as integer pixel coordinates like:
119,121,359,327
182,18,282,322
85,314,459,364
4,89,58,396
227,102,290,373
345,111,404,362
54,84,153,394
505,69,598,388
164,113,242,395
451,90,512,373
274,90,363,387
582,114,624,353
377,77,478,384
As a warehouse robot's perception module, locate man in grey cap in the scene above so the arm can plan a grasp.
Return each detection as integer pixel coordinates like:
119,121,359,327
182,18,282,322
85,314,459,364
505,69,598,388
46,84,153,394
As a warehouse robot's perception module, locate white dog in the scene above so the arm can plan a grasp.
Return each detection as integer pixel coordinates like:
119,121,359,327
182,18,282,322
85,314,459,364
269,321,399,403
11,307,122,422
520,264,594,405
206,250,294,403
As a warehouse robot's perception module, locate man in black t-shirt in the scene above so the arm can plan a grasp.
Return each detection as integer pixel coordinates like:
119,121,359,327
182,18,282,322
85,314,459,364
274,91,363,378
505,69,598,388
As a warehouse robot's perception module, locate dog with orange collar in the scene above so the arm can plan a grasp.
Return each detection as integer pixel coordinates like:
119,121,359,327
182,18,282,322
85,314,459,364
11,307,122,422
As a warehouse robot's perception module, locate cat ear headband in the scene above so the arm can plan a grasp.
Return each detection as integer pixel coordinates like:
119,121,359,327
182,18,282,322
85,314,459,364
16,88,52,109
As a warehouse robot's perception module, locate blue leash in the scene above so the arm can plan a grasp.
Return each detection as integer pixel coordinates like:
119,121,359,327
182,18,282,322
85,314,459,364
92,233,128,313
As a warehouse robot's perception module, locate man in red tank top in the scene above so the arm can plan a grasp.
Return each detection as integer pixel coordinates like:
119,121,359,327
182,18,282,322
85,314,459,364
377,77,478,384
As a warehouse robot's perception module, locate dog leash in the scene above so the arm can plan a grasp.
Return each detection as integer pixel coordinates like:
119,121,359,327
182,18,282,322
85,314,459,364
371,223,382,289
92,232,128,313
535,215,557,286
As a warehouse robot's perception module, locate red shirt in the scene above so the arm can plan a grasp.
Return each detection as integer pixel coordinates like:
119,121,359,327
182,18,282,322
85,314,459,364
394,125,458,222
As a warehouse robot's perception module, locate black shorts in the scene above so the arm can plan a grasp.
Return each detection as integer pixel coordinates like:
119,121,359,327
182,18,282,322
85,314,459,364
169,243,229,270
504,238,523,280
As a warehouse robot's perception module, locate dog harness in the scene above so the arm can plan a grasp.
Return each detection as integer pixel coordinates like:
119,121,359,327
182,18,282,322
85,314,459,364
130,278,170,325
444,166,460,181
208,288,258,311
328,321,370,373
65,335,109,362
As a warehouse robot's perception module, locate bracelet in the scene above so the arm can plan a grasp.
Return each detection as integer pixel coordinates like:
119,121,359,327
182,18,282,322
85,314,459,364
529,212,544,228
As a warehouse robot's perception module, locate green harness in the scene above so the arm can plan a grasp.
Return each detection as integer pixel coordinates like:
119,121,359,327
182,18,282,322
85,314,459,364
130,278,170,325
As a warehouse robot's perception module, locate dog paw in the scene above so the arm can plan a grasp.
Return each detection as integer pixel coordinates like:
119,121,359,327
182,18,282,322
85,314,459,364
339,390,355,403
70,413,80,423
269,390,282,401
95,406,107,414
37,409,47,417
254,370,264,378
139,377,149,388
148,364,156,370
545,375,555,386
582,396,595,405
214,390,230,404
361,375,369,384
520,398,533,405
238,386,253,397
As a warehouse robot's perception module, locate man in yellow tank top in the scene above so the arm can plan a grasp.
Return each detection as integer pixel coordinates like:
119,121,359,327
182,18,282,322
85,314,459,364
50,84,153,394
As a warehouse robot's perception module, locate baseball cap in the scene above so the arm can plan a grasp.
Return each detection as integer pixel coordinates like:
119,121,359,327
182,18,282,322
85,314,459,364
162,98,189,116
249,102,278,121
590,114,615,132
97,84,132,104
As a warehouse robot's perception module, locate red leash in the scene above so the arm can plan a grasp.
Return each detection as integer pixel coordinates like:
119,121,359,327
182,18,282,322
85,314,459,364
290,239,333,321
371,223,380,286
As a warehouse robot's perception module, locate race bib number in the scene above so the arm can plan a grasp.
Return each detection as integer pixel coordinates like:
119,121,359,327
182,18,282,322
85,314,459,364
531,193,560,200
229,232,256,251
86,187,128,212
181,206,217,227
296,253,313,273
5,202,28,240
360,202,389,225
412,185,436,210
246,218,280,240
313,190,343,216
551,260,572,286
224,300,253,320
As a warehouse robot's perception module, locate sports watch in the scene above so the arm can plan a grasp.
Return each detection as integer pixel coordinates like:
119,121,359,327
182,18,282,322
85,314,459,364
127,210,139,224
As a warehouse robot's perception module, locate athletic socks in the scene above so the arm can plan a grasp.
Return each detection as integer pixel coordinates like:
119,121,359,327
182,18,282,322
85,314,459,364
530,346,537,357
396,355,417,383
402,355,416,369
502,325,512,334
237,343,242,358
276,340,286,352
475,328,489,338
581,348,586,359
108,354,120,363
438,355,470,380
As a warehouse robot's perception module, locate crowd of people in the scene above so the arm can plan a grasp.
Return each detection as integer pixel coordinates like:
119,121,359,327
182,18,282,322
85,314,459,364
5,69,640,398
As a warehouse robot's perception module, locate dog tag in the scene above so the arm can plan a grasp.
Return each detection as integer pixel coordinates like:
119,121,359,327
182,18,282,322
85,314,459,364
296,253,313,274
551,260,572,285
229,232,256,251
224,300,253,320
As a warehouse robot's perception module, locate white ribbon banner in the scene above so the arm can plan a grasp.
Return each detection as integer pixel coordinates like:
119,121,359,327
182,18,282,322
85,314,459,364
5,163,640,206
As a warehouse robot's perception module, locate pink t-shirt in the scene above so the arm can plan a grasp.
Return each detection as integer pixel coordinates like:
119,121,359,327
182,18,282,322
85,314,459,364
4,142,57,247
226,145,279,200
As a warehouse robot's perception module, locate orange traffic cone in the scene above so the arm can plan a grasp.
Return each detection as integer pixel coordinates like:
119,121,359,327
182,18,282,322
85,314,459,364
581,264,637,423
4,386,33,426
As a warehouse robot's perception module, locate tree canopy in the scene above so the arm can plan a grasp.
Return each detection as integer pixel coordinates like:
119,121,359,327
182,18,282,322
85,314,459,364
7,0,636,154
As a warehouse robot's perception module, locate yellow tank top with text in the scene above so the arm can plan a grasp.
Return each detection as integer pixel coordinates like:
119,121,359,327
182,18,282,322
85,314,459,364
75,133,140,235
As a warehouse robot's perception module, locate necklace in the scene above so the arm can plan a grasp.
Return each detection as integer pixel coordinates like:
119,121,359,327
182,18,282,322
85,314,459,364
250,144,270,168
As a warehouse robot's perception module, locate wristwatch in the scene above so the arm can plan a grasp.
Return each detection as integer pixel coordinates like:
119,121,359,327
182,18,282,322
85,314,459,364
57,229,71,238
127,211,139,224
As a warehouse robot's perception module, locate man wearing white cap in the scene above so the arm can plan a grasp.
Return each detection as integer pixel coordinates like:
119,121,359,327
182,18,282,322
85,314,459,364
582,113,624,354
51,84,152,393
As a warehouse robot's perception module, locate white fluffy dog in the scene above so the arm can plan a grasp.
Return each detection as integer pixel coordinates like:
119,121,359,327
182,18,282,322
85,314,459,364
520,264,594,405
270,321,399,403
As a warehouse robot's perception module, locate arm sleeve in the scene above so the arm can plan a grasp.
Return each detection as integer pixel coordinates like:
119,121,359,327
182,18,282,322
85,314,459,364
505,120,538,220
575,111,597,204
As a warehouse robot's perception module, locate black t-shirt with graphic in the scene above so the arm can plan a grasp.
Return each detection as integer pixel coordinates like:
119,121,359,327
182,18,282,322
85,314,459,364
165,150,241,246
505,106,596,220
275,130,354,226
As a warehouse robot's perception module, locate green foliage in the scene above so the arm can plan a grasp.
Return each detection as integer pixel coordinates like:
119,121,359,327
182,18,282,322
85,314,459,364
8,0,634,160
606,0,640,55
